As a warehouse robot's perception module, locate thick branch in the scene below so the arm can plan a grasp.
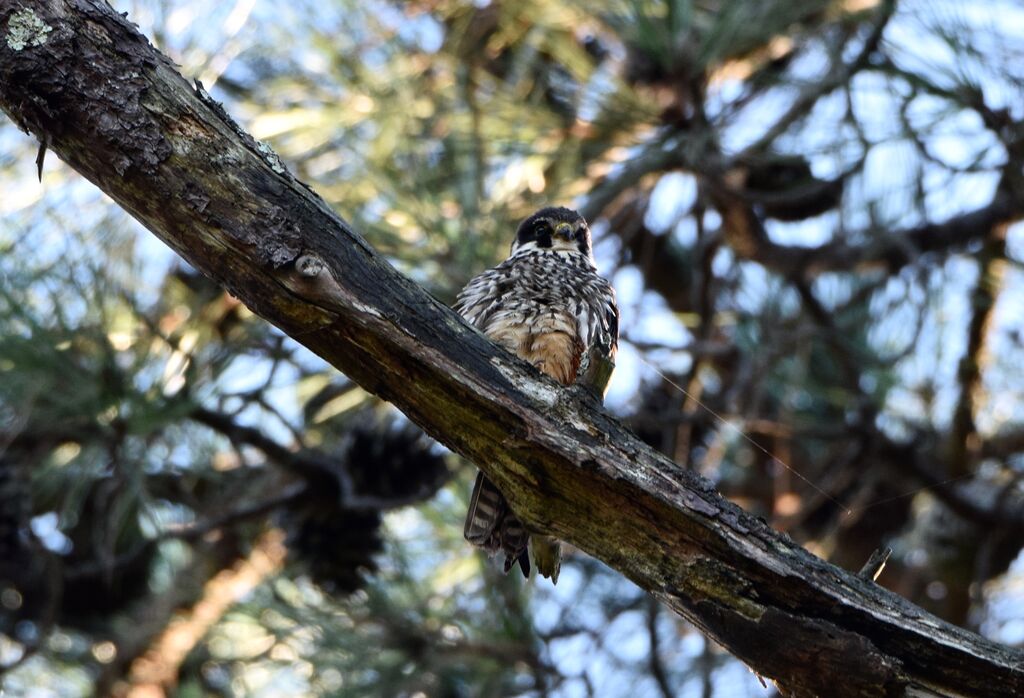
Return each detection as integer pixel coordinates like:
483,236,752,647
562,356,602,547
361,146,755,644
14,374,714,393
1,2,1022,695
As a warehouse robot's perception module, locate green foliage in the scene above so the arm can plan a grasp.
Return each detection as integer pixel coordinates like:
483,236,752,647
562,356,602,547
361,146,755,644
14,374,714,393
3,0,1024,695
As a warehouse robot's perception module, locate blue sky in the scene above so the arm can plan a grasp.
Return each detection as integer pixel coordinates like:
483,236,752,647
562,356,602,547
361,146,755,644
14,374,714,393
2,0,1024,694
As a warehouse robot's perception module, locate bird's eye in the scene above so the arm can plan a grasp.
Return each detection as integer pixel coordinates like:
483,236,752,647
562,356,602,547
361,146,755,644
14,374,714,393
533,220,548,234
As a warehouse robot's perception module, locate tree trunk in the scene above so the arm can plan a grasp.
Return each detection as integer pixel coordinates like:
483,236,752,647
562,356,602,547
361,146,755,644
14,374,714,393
1,2,1021,695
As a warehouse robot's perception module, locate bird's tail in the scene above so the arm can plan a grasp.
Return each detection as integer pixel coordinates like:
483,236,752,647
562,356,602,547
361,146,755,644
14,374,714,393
464,472,531,578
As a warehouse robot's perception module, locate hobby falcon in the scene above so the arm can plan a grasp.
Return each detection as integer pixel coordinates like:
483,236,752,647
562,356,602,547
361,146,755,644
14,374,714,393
454,206,619,582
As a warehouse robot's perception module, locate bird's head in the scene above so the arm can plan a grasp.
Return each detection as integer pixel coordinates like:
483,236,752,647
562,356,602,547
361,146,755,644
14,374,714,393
510,207,594,263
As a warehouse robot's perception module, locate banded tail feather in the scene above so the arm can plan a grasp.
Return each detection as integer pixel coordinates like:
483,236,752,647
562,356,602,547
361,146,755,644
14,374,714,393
464,472,531,578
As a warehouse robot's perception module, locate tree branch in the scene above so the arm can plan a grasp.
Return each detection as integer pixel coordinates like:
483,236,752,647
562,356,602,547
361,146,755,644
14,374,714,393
2,2,1022,695
595,161,1017,320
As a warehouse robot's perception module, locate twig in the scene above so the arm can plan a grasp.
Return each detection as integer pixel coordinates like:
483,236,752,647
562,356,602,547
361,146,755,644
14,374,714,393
35,136,49,181
66,481,306,580
858,547,892,581
645,598,674,698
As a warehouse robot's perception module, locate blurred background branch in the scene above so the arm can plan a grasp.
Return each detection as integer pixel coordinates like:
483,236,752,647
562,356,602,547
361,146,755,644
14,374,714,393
2,0,1024,695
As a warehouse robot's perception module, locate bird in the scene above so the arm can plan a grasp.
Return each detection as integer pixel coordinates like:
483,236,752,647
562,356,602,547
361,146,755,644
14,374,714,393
454,206,619,582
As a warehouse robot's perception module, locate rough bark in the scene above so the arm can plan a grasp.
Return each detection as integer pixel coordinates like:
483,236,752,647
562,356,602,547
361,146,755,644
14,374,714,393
1,2,1022,695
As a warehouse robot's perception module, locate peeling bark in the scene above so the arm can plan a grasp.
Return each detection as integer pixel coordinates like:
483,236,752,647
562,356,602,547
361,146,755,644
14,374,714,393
1,2,1022,695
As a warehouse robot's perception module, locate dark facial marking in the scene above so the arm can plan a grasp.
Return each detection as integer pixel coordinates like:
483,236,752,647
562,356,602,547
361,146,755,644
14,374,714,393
515,206,591,255
532,217,553,248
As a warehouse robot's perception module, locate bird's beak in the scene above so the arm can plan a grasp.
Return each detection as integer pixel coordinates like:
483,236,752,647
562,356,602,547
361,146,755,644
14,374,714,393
554,222,574,241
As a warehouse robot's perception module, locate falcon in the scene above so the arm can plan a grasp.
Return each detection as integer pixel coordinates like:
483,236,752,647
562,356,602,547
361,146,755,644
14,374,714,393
454,206,619,582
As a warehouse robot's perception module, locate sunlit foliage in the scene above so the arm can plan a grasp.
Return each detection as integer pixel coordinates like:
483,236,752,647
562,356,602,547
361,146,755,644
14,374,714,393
2,0,1023,696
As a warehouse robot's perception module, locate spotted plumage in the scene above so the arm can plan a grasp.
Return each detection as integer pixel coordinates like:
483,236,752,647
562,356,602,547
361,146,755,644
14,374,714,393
455,206,619,582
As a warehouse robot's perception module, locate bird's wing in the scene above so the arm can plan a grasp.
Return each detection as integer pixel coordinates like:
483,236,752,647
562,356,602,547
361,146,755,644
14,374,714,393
457,267,532,578
576,282,619,399
453,267,510,330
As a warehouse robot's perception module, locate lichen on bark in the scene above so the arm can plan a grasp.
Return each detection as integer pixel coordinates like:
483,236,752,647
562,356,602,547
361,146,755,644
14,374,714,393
5,8,52,51
1,2,1023,695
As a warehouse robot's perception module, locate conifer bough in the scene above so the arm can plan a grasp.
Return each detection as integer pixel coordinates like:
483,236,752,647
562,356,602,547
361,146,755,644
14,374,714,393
1,2,1022,695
